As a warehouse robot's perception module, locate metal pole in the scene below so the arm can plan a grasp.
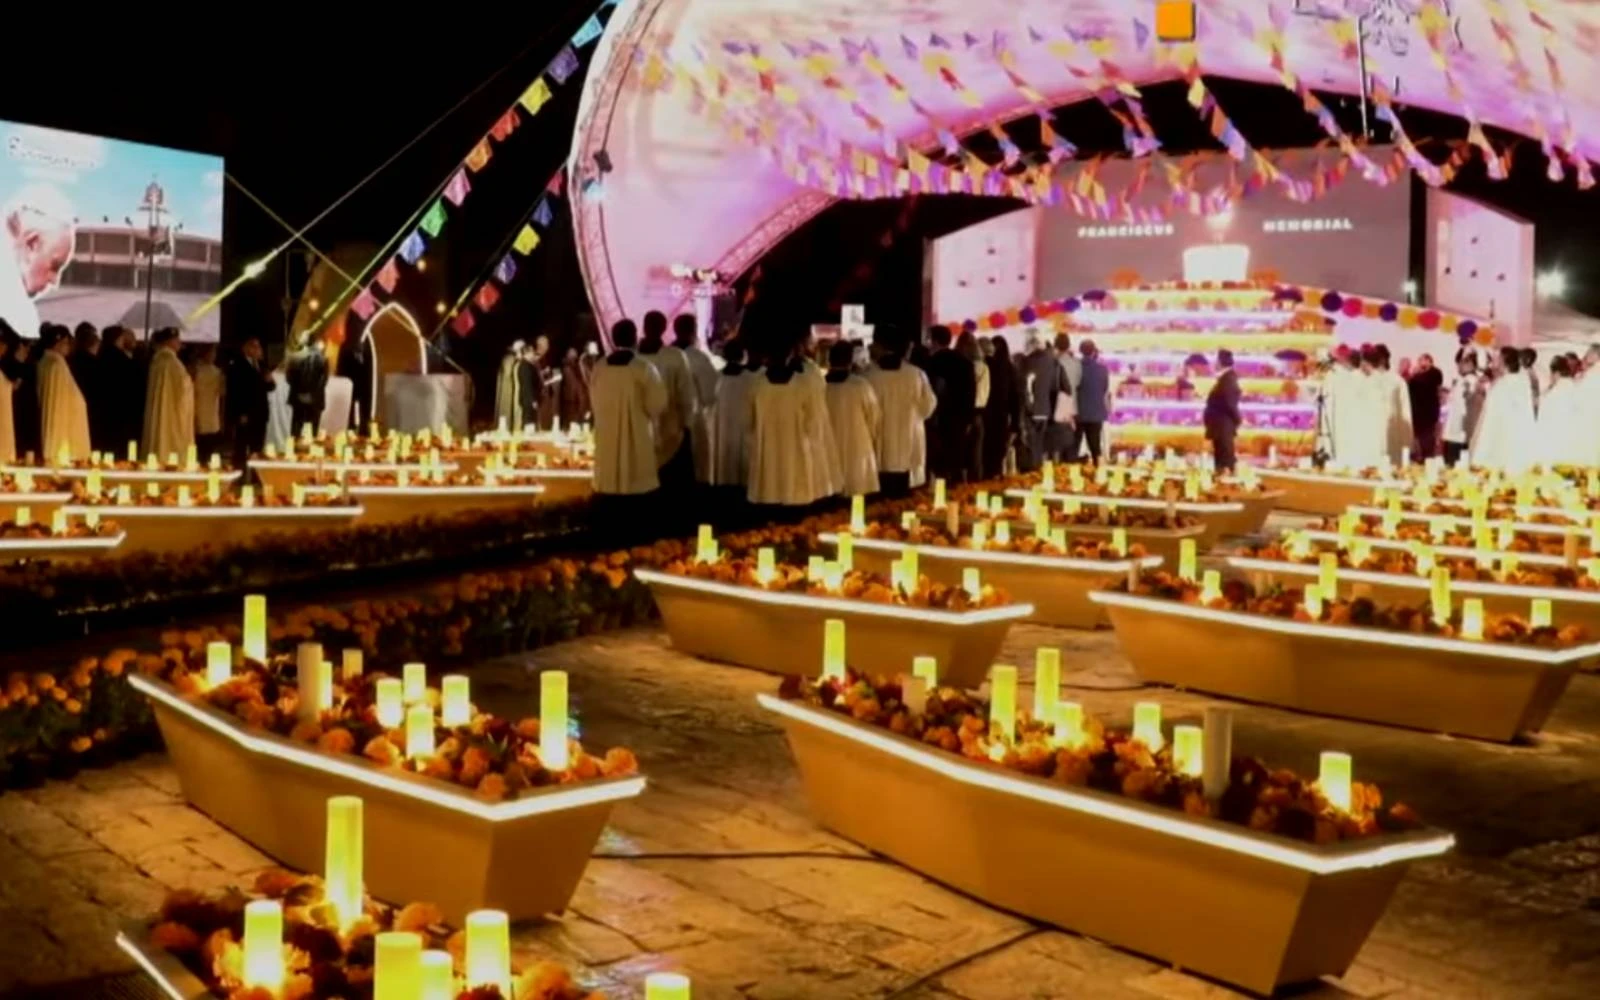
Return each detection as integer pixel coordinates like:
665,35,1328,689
142,236,155,339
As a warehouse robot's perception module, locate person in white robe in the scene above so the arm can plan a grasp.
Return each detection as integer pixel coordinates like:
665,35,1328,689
1441,353,1484,467
637,311,698,487
800,351,842,500
0,337,16,463
1321,349,1359,464
1372,346,1413,467
266,365,292,452
864,329,938,493
37,327,89,463
141,328,195,462
824,340,881,497
672,314,721,484
1327,352,1387,469
747,353,821,507
493,341,527,433
591,319,667,495
1533,357,1585,468
1471,348,1538,473
710,341,757,489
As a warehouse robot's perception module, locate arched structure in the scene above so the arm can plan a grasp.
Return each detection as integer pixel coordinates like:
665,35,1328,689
570,1,1600,331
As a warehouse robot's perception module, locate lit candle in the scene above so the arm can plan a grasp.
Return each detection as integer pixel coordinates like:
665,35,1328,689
1564,530,1581,567
1319,751,1353,812
822,561,845,592
206,473,220,504
185,443,198,470
440,675,471,727
945,500,960,538
911,655,937,688
374,931,423,1000
86,468,102,496
1430,568,1451,625
1040,460,1055,491
1199,569,1221,604
1531,598,1553,629
210,452,222,471
86,510,100,529
1304,583,1323,620
325,796,364,932
342,648,363,682
402,662,427,703
50,509,66,536
1178,538,1196,582
13,506,29,528
1172,725,1203,777
419,950,453,1000
1318,552,1338,596
1054,701,1085,748
375,678,404,729
902,675,928,715
993,520,1011,544
240,484,255,508
971,521,989,548
989,664,1017,743
696,524,717,564
644,972,692,1000
1033,648,1060,722
933,478,946,508
205,641,231,688
900,509,917,531
822,619,846,680
755,546,777,585
807,555,824,582
989,494,1004,516
298,643,327,721
1111,527,1127,557
241,900,284,991
902,546,919,584
1461,597,1484,640
962,566,981,601
976,490,989,510
406,704,435,759
1202,706,1232,800
1132,701,1163,751
850,494,865,532
241,595,267,662
835,532,853,571
464,910,511,996
116,483,132,505
126,440,138,463
540,670,570,770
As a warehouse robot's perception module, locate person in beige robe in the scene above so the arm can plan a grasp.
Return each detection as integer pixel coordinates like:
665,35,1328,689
591,319,667,495
141,328,195,462
38,327,90,463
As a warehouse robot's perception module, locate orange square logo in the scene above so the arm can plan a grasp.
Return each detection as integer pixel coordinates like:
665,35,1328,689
1156,1,1197,42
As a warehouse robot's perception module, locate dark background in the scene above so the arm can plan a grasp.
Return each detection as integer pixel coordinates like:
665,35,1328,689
4,12,1595,375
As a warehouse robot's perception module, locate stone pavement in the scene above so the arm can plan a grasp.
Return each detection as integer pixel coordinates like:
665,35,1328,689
5,624,1600,999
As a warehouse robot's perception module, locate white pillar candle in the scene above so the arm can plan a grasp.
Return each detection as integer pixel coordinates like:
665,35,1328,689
126,440,138,463
850,494,866,532
463,910,511,996
341,648,363,683
325,796,364,931
645,972,692,1000
418,950,453,1000
1132,701,1164,751
50,509,66,536
836,531,853,571
911,655,937,688
1461,598,1485,640
933,478,946,508
1319,751,1353,812
440,675,471,727
297,643,326,721
696,524,717,564
241,900,284,991
206,641,231,688
1054,701,1085,748
1202,706,1232,800
1200,569,1221,604
989,665,1017,743
1531,598,1553,629
755,546,777,585
962,566,981,601
1111,527,1127,557
405,705,435,760
1033,648,1060,723
402,662,426,703
1178,538,1196,581
1172,725,1203,777
902,676,928,716
375,678,404,729
822,619,846,680
540,671,570,770
374,931,423,1000
807,555,824,582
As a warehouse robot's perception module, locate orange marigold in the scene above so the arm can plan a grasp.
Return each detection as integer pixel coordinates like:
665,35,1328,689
316,728,356,755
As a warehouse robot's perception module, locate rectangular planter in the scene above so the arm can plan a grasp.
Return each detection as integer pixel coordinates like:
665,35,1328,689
635,569,1032,689
1258,469,1400,517
1298,530,1573,569
493,468,594,503
1091,591,1600,741
760,695,1453,996
2,465,242,493
819,531,1158,629
250,459,459,493
345,484,546,525
1227,555,1600,636
915,511,1206,569
62,505,364,554
1002,489,1244,549
0,533,125,562
130,674,644,924
117,924,214,1000
0,491,72,519
1346,505,1590,547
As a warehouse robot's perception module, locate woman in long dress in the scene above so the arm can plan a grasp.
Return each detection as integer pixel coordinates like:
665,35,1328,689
1471,348,1538,473
1533,356,1585,468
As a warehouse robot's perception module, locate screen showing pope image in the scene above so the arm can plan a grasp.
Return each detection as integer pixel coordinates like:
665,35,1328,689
0,119,224,342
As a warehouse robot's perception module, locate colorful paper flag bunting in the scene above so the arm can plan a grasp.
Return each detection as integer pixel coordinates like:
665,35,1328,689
419,199,448,238
466,139,493,172
451,309,476,336
572,14,603,47
513,225,542,255
489,108,520,142
532,196,554,227
494,254,518,285
519,77,553,114
546,170,565,196
443,169,472,206
398,230,428,265
350,288,378,321
549,44,581,84
475,282,501,312
375,258,400,293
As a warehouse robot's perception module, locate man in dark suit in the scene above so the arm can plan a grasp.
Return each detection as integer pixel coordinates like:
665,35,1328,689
286,331,329,438
93,325,144,455
1074,339,1110,464
1019,332,1066,472
1203,349,1243,472
925,325,977,482
227,336,274,470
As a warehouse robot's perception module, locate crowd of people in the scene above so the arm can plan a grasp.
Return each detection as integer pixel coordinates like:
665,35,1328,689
0,320,322,470
492,334,599,433
1320,341,1600,473
589,315,1131,510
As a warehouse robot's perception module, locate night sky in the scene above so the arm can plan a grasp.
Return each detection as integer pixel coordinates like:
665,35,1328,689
4,11,1596,363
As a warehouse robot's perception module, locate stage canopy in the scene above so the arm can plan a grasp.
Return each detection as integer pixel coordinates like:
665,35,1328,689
569,1,1600,331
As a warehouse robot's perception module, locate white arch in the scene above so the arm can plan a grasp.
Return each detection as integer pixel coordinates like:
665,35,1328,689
571,1,1600,331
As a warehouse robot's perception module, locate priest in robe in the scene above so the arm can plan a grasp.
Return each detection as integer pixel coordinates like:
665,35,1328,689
824,340,880,497
591,319,667,496
1471,348,1538,473
494,340,528,432
638,311,698,490
673,314,721,484
710,340,758,492
1372,345,1412,467
747,346,821,508
864,326,938,495
1533,356,1585,467
38,325,89,462
142,327,194,462
1327,349,1387,469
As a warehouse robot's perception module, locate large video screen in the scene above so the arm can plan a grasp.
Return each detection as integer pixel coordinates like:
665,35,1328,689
1035,146,1411,302
0,119,224,341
